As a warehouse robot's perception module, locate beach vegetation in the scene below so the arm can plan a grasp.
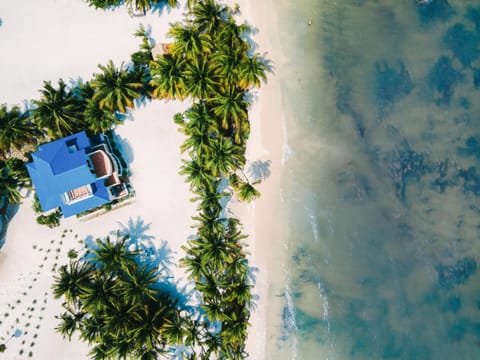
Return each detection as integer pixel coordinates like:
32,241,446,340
150,55,186,100
31,80,84,139
36,210,61,228
0,157,30,204
90,60,145,114
0,104,40,159
147,1,269,356
52,234,187,359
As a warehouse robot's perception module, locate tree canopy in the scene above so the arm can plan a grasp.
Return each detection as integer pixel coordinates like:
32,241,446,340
52,234,185,359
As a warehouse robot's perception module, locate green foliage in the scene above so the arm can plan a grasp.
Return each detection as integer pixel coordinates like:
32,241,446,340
52,234,185,359
235,180,261,202
173,112,184,125
36,210,61,228
0,157,30,204
0,103,40,158
67,249,78,259
32,193,42,214
84,0,120,9
131,24,154,69
150,55,186,100
31,79,84,139
91,60,144,114
156,2,270,357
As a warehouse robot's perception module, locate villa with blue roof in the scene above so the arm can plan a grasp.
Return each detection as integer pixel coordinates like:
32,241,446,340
26,131,131,218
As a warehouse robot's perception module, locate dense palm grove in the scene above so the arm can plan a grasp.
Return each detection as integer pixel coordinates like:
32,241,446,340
158,1,268,357
1,0,268,358
53,235,185,359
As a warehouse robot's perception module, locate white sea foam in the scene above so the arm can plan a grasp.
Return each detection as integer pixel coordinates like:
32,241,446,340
307,207,320,243
284,282,298,360
317,281,330,332
281,113,293,164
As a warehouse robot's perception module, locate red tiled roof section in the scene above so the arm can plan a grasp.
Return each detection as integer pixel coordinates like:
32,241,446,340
105,173,120,187
90,150,113,179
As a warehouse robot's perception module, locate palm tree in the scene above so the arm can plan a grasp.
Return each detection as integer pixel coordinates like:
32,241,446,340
225,255,249,283
79,274,115,312
161,313,186,345
204,136,245,177
179,103,220,157
183,58,218,99
201,301,229,322
225,281,252,307
238,54,268,89
211,86,247,135
85,0,121,9
192,208,225,237
179,158,215,191
102,300,139,339
235,180,260,202
91,235,137,273
180,126,213,158
224,217,248,246
119,265,159,303
136,297,176,341
89,342,116,360
84,98,122,134
183,101,218,135
91,60,144,114
168,23,211,60
196,274,222,301
212,47,244,88
32,79,83,138
179,251,207,281
55,312,79,340
221,317,248,353
0,158,30,204
191,185,227,217
0,104,40,158
214,19,249,52
52,260,94,305
149,55,186,100
193,0,228,34
80,316,104,344
164,0,178,8
201,233,234,271
125,0,151,14
187,0,198,10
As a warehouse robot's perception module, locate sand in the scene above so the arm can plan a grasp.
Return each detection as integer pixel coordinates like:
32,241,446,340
0,1,285,359
221,0,286,358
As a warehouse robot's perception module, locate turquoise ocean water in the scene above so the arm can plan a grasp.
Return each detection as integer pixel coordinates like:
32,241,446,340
268,1,480,359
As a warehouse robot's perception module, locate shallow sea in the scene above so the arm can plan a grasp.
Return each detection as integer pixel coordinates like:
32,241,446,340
268,0,480,359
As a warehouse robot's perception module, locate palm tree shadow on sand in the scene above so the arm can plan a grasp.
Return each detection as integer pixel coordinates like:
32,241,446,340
248,159,271,182
150,2,178,16
116,217,196,307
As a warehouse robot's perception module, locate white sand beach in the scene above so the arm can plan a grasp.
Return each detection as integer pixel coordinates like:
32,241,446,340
0,0,285,359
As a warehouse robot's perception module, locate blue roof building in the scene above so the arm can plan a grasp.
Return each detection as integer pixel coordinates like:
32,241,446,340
27,131,130,218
